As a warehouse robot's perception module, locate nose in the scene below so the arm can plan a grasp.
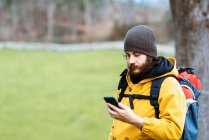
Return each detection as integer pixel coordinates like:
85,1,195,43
128,55,135,64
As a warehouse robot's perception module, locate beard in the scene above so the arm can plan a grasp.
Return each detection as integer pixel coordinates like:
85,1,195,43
128,57,154,78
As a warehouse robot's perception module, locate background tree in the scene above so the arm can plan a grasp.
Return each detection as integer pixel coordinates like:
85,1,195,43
170,1,209,140
46,0,56,41
0,0,171,43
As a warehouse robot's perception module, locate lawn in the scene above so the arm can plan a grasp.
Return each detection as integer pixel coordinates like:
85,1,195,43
0,49,126,140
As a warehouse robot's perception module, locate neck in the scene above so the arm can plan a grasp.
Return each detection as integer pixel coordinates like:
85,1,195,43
130,65,154,84
130,74,143,84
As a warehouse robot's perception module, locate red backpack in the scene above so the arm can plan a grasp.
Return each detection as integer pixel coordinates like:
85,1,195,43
177,67,201,140
177,67,201,100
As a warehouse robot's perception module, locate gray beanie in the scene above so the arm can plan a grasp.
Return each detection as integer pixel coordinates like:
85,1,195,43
124,25,157,58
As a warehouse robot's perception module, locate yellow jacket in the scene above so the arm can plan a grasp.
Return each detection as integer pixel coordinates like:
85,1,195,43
108,57,186,140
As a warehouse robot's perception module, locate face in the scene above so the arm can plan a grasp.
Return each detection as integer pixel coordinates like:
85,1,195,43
125,51,150,77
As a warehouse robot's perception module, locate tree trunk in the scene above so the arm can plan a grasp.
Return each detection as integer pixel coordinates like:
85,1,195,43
69,1,78,42
46,1,56,41
124,0,134,25
23,0,34,38
170,1,209,140
83,0,91,34
11,0,18,38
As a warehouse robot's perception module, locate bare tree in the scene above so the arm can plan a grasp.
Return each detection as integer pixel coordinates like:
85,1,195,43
83,0,92,34
170,1,209,140
46,0,56,41
11,0,18,37
23,0,34,38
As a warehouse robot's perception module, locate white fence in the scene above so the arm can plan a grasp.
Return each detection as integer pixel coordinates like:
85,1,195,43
0,41,175,55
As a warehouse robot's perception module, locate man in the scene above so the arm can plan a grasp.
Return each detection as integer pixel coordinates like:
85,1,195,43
105,25,186,140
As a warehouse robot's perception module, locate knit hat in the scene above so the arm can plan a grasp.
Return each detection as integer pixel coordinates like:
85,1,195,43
124,25,157,58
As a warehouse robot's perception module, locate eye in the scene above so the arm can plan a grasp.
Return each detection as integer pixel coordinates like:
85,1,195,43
133,53,140,57
125,53,130,58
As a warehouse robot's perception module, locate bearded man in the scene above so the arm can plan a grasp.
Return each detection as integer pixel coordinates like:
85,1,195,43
105,25,186,140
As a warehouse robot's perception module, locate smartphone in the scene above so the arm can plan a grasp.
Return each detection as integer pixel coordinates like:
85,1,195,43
104,96,120,108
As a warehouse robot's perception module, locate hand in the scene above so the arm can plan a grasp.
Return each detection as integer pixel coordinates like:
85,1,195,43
106,103,144,130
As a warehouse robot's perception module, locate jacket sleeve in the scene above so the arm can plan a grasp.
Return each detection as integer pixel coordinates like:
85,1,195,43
142,77,186,140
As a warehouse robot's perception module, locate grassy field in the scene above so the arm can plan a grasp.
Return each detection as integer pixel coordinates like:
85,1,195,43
0,49,126,140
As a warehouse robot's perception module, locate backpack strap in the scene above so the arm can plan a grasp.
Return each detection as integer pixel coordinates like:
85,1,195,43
150,76,170,118
117,69,173,119
117,69,150,108
123,94,150,109
117,69,128,102
178,67,195,74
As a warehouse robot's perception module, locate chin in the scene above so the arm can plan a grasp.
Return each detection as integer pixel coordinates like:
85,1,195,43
130,70,141,76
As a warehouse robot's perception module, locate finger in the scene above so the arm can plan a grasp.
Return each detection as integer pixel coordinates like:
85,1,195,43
107,103,121,113
107,107,118,119
106,104,118,113
118,103,129,110
107,107,117,115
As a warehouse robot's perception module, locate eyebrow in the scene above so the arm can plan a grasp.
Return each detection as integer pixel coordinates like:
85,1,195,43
125,52,141,55
132,52,141,55
133,52,140,54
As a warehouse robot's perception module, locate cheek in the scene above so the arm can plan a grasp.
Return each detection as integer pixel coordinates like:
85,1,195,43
137,56,147,65
141,56,147,61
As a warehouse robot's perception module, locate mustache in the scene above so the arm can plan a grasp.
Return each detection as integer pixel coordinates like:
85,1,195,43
128,64,139,70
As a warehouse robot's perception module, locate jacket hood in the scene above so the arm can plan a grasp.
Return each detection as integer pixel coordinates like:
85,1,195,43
126,57,178,85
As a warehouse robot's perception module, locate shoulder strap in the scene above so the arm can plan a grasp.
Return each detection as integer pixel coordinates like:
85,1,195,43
178,67,195,74
117,69,128,102
117,69,173,118
150,76,170,118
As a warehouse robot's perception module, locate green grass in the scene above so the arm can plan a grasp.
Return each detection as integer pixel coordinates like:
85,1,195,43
0,49,126,140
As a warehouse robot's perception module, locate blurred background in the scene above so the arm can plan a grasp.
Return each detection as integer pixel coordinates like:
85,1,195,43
0,0,208,140
0,0,171,44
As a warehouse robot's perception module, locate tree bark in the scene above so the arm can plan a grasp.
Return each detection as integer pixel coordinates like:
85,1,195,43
170,1,209,140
